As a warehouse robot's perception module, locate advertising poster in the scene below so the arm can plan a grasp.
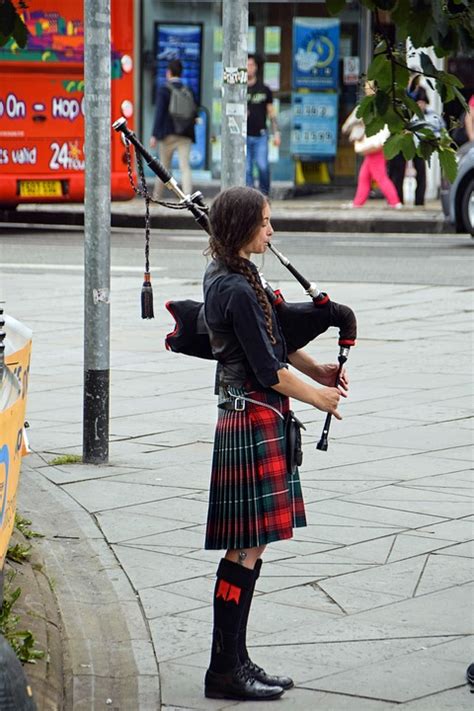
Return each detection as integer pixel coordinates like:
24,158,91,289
213,61,223,90
154,23,202,104
213,27,223,54
292,18,340,90
264,62,280,92
343,56,360,85
248,26,256,54
264,27,281,54
291,92,338,157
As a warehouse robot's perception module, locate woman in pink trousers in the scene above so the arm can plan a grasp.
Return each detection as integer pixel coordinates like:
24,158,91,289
342,83,402,209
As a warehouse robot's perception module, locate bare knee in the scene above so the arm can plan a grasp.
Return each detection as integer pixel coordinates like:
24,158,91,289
225,545,266,569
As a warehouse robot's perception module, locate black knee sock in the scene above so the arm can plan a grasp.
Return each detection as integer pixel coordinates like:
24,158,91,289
238,558,262,664
209,558,255,674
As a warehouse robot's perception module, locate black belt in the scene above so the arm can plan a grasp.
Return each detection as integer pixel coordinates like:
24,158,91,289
218,397,246,411
218,394,284,419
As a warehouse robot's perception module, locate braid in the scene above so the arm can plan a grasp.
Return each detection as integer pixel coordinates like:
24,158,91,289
228,256,276,344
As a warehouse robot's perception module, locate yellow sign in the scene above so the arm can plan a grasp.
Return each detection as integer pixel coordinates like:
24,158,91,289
19,180,63,198
0,340,32,569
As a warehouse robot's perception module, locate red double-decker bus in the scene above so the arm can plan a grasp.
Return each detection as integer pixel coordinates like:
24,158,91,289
0,0,135,206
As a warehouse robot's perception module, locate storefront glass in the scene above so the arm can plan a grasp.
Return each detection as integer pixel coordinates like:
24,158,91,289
141,0,365,187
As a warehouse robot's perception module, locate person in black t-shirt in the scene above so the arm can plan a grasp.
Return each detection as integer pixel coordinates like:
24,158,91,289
246,55,280,195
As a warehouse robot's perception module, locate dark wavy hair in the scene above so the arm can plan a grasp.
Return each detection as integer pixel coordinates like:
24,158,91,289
207,186,275,343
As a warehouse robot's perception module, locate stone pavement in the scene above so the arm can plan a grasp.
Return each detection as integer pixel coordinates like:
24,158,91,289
1,260,473,709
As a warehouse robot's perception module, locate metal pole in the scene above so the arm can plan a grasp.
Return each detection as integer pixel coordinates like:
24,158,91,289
221,0,248,189
83,0,111,463
358,6,372,82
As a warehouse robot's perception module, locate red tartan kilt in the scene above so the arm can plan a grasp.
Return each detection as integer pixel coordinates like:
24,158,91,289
205,388,307,550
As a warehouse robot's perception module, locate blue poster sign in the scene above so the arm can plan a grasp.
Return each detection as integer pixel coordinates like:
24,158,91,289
154,23,202,104
291,92,339,158
171,108,207,171
292,18,340,90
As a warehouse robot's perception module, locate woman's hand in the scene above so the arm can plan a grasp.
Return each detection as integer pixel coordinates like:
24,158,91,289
272,365,347,419
312,386,343,420
312,363,349,396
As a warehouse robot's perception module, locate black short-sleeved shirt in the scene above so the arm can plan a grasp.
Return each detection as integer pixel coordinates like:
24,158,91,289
247,82,273,137
203,259,287,391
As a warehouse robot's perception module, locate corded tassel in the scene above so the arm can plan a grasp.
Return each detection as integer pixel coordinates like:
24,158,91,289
141,272,154,319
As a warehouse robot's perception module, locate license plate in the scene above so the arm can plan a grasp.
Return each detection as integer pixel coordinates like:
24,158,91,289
19,180,63,197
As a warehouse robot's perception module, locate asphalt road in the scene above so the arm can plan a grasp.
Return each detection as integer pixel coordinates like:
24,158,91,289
0,226,473,288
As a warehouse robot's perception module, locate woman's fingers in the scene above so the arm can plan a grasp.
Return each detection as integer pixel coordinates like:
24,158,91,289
338,367,349,390
324,387,343,416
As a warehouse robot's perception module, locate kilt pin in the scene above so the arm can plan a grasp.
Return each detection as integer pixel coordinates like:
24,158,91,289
205,386,307,551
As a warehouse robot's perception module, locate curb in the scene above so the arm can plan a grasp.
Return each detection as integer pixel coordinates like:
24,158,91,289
1,206,451,234
17,465,161,710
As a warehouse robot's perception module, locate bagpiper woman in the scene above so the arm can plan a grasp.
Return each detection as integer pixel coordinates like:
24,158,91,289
203,186,348,701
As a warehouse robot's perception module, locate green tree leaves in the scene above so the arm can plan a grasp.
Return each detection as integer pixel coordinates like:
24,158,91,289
439,149,457,182
326,0,347,15
330,0,474,181
0,0,28,48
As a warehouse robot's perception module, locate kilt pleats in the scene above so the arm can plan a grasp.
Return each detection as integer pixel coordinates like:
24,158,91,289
205,388,307,550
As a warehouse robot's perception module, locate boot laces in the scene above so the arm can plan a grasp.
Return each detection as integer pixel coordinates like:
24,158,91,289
235,663,256,685
243,658,264,676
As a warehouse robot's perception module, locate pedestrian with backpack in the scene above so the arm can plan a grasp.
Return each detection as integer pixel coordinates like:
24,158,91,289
150,58,197,200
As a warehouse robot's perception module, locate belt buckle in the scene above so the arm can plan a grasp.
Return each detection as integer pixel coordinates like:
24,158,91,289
234,397,245,411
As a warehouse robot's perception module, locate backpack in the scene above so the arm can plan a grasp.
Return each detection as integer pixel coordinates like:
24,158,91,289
167,83,196,136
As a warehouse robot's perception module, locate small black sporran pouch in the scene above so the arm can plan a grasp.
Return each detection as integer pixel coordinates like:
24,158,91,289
285,410,306,472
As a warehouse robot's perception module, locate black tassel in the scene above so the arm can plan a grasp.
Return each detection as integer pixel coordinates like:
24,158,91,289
141,272,154,319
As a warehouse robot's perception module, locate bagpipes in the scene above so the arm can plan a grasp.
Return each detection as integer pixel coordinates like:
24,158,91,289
112,117,357,450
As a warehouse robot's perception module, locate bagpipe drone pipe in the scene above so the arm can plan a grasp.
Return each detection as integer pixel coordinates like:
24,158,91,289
112,117,357,450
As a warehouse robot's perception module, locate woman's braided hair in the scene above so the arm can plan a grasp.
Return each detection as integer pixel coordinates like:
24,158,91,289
207,186,275,344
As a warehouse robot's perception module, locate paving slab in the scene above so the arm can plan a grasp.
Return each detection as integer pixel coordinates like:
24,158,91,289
62,478,192,512
415,518,474,542
346,582,474,637
386,533,459,562
309,646,470,703
318,556,428,609
307,499,445,529
434,540,474,558
112,543,215,589
399,686,474,709
413,553,474,596
260,636,462,685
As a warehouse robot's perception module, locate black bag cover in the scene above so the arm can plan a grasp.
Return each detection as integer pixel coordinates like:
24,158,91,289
164,296,357,359
165,300,213,360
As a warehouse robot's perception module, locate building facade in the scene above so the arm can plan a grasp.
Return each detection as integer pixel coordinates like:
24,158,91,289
136,1,473,196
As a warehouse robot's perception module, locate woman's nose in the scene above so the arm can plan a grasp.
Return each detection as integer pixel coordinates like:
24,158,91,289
267,221,274,235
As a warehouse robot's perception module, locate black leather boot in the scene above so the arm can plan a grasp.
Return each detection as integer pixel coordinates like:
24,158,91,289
238,559,294,690
205,664,284,700
205,559,285,700
242,658,294,690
